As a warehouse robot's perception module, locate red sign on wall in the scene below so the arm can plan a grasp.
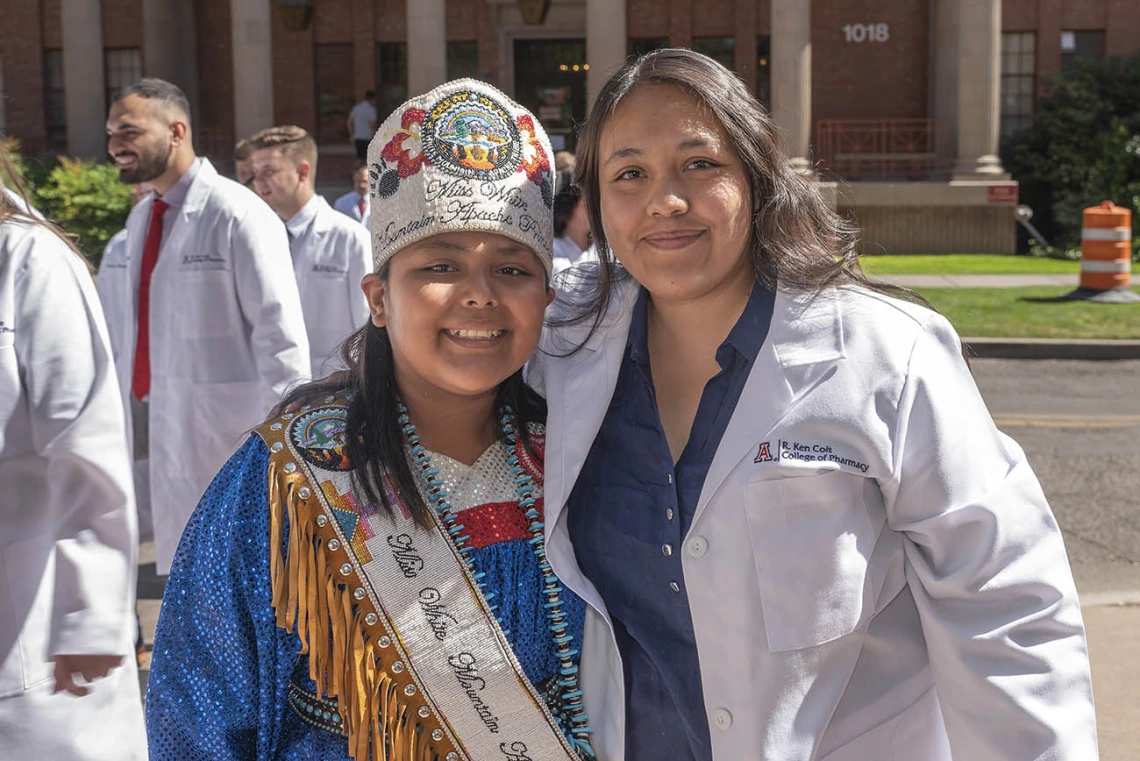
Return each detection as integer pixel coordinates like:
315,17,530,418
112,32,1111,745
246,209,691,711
987,185,1019,204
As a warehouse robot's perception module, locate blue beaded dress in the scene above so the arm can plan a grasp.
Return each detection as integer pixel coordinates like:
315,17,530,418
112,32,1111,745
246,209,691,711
146,427,587,760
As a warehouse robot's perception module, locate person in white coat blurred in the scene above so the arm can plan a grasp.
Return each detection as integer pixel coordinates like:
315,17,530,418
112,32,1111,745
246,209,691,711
97,182,154,539
530,50,1097,761
0,148,147,760
101,79,311,574
248,126,371,375
332,163,371,230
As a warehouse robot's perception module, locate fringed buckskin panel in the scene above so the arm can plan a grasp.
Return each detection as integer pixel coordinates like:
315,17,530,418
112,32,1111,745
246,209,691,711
256,405,457,761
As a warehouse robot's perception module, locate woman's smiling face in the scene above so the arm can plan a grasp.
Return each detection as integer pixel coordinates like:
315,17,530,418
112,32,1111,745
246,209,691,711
598,83,754,303
362,231,552,404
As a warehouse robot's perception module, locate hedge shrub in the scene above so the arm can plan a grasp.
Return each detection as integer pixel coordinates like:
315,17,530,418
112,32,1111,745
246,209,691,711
33,158,130,264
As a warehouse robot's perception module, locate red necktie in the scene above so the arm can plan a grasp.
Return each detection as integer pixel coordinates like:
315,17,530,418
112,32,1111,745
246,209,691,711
132,199,169,401
358,195,366,219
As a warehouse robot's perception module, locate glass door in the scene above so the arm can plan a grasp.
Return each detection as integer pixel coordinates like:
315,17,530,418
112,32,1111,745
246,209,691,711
513,39,588,152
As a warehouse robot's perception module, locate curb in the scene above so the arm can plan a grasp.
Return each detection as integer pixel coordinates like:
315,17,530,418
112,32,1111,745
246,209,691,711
1079,591,1140,608
963,337,1140,360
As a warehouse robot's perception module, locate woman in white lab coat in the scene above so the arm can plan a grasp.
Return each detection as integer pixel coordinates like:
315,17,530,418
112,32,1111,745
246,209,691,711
531,49,1097,761
0,157,146,758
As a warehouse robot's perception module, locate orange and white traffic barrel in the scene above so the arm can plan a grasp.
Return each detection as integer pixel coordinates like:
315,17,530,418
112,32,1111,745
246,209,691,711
1080,201,1132,291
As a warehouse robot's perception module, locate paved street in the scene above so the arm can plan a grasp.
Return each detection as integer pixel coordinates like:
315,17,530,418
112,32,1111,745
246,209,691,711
973,359,1140,761
136,358,1140,756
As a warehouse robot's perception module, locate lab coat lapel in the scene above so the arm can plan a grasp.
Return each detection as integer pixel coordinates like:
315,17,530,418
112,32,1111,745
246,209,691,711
691,288,846,528
155,161,215,276
543,281,639,537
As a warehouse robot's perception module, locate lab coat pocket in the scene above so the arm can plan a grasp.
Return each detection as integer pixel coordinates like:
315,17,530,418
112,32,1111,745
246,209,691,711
745,471,881,652
0,534,55,695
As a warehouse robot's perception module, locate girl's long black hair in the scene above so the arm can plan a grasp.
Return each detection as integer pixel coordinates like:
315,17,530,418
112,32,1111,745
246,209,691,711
275,270,546,528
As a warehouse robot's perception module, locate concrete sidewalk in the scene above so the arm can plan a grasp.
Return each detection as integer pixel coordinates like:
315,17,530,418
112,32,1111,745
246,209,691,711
1083,603,1140,761
880,274,1079,288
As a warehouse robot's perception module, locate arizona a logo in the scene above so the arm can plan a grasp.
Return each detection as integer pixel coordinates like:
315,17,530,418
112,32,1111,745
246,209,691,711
755,441,774,463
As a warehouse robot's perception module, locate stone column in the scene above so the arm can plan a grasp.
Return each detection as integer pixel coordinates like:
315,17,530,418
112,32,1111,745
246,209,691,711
587,0,627,108
143,0,200,121
231,0,275,141
61,0,107,158
931,0,959,173
770,0,812,174
953,0,1007,178
407,0,446,97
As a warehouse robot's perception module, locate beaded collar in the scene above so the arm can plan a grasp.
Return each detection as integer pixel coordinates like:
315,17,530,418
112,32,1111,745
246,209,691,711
399,403,595,757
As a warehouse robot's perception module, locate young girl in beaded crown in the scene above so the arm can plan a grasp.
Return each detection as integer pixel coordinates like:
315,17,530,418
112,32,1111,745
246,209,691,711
146,81,596,761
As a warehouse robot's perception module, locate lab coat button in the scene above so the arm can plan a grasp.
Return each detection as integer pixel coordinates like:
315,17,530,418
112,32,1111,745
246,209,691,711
714,708,733,730
687,536,708,557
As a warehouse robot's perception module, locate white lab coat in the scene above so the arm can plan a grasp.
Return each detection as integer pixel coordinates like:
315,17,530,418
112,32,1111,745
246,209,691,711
0,220,146,759
96,229,129,364
286,194,372,374
332,189,371,230
531,274,1097,761
98,159,310,573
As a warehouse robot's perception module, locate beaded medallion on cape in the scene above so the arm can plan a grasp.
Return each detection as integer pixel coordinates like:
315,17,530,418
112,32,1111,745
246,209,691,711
256,395,590,761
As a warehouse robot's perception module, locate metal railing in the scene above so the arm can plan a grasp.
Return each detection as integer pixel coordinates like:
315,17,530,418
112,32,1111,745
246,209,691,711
815,118,947,181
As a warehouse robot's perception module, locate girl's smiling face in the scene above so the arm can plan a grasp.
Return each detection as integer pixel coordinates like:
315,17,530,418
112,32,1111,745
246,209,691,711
363,231,552,405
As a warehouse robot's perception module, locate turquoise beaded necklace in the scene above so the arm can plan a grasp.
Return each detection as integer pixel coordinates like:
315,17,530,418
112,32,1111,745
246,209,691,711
397,402,595,758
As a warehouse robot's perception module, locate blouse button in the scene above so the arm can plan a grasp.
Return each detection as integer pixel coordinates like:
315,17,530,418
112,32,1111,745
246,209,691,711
669,581,681,593
662,544,673,556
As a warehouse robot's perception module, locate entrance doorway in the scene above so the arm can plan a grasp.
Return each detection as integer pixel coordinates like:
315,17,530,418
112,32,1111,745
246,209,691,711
513,39,587,152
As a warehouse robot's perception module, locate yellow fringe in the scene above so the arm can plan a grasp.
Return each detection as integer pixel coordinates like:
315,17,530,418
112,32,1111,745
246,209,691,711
258,421,449,761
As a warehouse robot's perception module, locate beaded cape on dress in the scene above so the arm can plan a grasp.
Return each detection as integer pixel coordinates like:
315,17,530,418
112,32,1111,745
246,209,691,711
145,395,588,761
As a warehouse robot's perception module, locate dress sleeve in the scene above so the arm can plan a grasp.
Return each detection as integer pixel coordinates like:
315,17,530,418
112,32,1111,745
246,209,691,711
146,436,301,761
882,314,1097,761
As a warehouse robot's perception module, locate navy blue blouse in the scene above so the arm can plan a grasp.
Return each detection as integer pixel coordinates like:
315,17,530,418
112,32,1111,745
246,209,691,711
567,282,774,761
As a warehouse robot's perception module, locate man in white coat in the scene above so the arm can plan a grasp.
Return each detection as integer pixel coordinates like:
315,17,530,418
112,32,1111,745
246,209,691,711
97,182,154,538
102,79,311,574
1,166,147,759
248,126,371,375
332,163,371,230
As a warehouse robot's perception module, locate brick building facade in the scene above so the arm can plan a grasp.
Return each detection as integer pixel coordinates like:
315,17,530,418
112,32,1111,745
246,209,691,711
1,0,1137,252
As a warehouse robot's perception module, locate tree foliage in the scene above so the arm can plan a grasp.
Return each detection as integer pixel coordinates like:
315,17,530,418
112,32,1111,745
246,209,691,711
1002,54,1140,260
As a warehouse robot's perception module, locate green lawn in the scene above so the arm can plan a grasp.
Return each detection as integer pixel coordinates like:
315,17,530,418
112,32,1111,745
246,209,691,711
860,254,1080,275
916,287,1140,339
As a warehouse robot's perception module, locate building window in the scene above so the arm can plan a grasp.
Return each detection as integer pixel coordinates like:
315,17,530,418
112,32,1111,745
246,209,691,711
447,41,479,81
757,37,771,109
104,48,141,110
377,43,408,122
628,37,669,59
692,37,735,73
44,49,67,152
314,44,354,145
1060,30,1105,72
1000,32,1035,137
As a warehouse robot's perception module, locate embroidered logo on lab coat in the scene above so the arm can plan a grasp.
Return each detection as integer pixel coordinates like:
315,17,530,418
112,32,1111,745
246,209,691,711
180,252,227,269
756,439,870,473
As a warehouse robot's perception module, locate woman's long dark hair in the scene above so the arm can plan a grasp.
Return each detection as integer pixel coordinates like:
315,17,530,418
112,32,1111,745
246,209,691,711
559,48,930,343
275,271,547,528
